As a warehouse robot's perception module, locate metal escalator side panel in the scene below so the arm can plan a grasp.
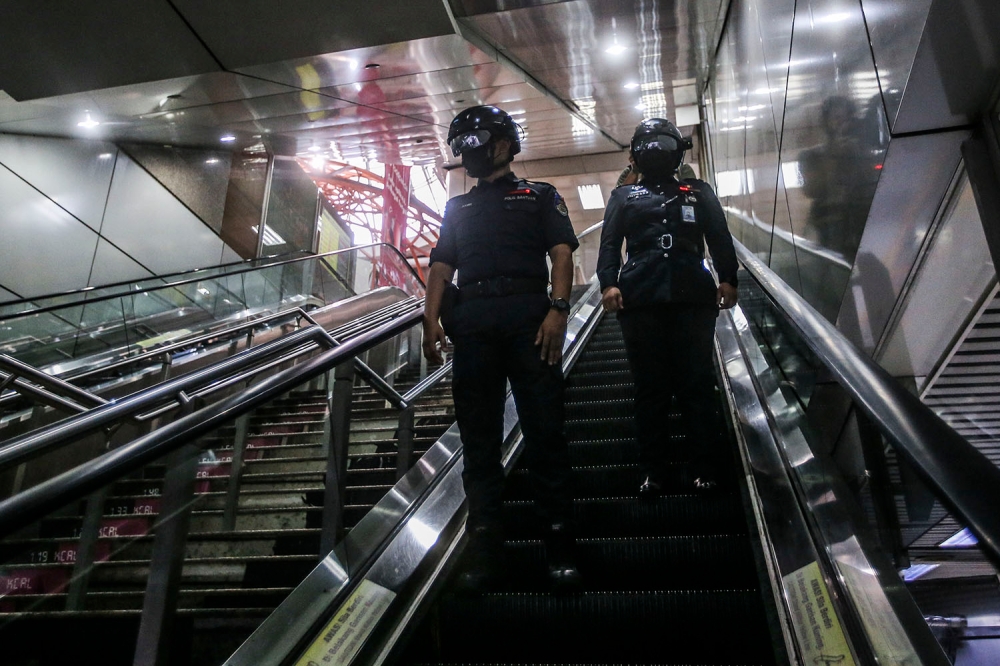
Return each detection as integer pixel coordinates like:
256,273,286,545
223,279,605,666
716,304,949,665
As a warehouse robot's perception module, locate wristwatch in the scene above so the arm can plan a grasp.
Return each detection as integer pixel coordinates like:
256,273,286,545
549,297,570,313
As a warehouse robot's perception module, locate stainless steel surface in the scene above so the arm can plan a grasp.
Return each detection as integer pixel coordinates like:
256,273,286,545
0,134,118,232
878,173,996,380
225,280,603,666
718,301,947,665
101,154,226,276
893,0,1000,134
835,130,968,355
0,353,106,408
736,238,1000,567
0,292,417,473
0,307,425,536
860,0,934,129
0,163,101,298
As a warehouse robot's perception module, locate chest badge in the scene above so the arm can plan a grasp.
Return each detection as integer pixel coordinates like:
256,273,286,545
626,186,650,200
685,194,698,203
682,205,697,223
504,188,539,204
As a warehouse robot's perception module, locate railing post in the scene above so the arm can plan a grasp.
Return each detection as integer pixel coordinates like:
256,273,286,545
396,407,415,481
321,363,354,556
64,485,109,610
222,410,251,532
133,395,200,666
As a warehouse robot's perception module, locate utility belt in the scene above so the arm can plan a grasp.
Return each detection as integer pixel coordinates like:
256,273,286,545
630,233,702,257
456,276,548,303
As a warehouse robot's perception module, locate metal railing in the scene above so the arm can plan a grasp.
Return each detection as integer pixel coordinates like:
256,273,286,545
735,241,1000,567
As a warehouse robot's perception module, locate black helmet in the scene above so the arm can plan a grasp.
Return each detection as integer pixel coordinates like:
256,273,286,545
447,105,522,158
630,118,690,173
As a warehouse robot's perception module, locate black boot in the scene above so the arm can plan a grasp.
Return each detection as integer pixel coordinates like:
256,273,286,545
545,522,582,592
455,525,503,593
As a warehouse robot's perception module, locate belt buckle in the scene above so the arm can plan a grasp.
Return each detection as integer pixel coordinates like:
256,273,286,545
658,234,673,250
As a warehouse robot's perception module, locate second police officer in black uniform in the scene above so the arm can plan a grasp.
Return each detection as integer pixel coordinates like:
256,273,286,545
597,118,739,496
422,105,581,592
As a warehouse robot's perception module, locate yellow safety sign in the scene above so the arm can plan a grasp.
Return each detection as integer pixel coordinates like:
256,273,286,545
295,579,396,666
782,561,855,666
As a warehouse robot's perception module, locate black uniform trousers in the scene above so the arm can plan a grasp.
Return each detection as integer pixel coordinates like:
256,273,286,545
447,293,573,536
617,303,722,482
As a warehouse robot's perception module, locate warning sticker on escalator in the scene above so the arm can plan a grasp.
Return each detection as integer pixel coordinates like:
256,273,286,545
295,579,396,666
782,561,855,666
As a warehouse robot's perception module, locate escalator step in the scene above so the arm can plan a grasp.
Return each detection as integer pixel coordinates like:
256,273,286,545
435,589,772,662
502,496,748,538
492,534,760,591
565,416,635,439
565,370,633,388
567,438,639,465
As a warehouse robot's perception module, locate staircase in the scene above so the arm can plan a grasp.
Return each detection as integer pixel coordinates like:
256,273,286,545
400,313,780,664
0,365,454,664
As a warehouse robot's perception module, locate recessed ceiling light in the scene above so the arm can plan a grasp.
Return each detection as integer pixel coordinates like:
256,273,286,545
577,184,605,210
77,113,99,128
605,44,627,55
623,82,639,89
205,158,220,164
98,153,113,160
220,135,236,143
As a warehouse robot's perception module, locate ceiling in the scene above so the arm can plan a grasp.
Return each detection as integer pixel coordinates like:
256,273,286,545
0,0,728,166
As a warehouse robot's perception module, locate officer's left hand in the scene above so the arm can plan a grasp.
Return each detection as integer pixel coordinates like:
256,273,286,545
717,283,738,309
535,310,568,365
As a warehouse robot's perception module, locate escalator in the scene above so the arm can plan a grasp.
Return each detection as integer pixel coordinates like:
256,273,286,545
400,312,779,663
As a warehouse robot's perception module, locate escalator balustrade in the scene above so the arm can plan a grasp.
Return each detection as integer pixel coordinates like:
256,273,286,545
401,312,778,664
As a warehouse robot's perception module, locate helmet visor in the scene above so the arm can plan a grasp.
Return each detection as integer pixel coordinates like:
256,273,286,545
449,129,493,157
633,133,681,154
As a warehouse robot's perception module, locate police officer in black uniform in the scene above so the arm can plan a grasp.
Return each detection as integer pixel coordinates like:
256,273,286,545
597,118,738,496
423,105,581,591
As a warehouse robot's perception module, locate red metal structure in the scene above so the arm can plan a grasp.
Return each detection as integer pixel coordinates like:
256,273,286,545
301,159,443,283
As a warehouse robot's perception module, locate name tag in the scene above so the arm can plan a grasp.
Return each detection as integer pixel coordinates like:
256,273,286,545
682,205,696,223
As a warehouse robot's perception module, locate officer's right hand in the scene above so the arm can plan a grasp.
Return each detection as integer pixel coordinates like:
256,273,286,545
422,321,447,365
601,286,624,312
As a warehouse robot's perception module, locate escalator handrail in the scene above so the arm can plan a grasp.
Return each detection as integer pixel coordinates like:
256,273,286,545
735,239,1000,566
0,298,422,474
0,242,424,321
0,307,425,538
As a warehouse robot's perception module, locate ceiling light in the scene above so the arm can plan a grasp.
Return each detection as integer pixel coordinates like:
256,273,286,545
623,82,639,89
577,184,605,210
98,153,113,160
635,102,646,110
605,44,627,55
220,135,236,143
252,224,287,246
308,145,322,152
77,113,99,129
310,156,325,170
205,158,220,164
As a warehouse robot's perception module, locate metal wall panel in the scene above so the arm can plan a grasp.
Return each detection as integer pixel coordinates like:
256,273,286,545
893,0,1000,134
859,0,934,129
100,154,225,276
121,144,233,234
0,134,117,232
836,131,968,354
879,175,995,378
87,239,155,289
0,286,20,303
0,165,99,297
779,0,888,322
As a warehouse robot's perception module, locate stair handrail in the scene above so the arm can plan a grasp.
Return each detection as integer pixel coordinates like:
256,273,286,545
0,306,425,537
0,297,422,474
0,353,108,415
734,239,1000,567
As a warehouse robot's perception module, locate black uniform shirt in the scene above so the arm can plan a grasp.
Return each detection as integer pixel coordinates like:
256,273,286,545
596,175,738,307
429,173,579,287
